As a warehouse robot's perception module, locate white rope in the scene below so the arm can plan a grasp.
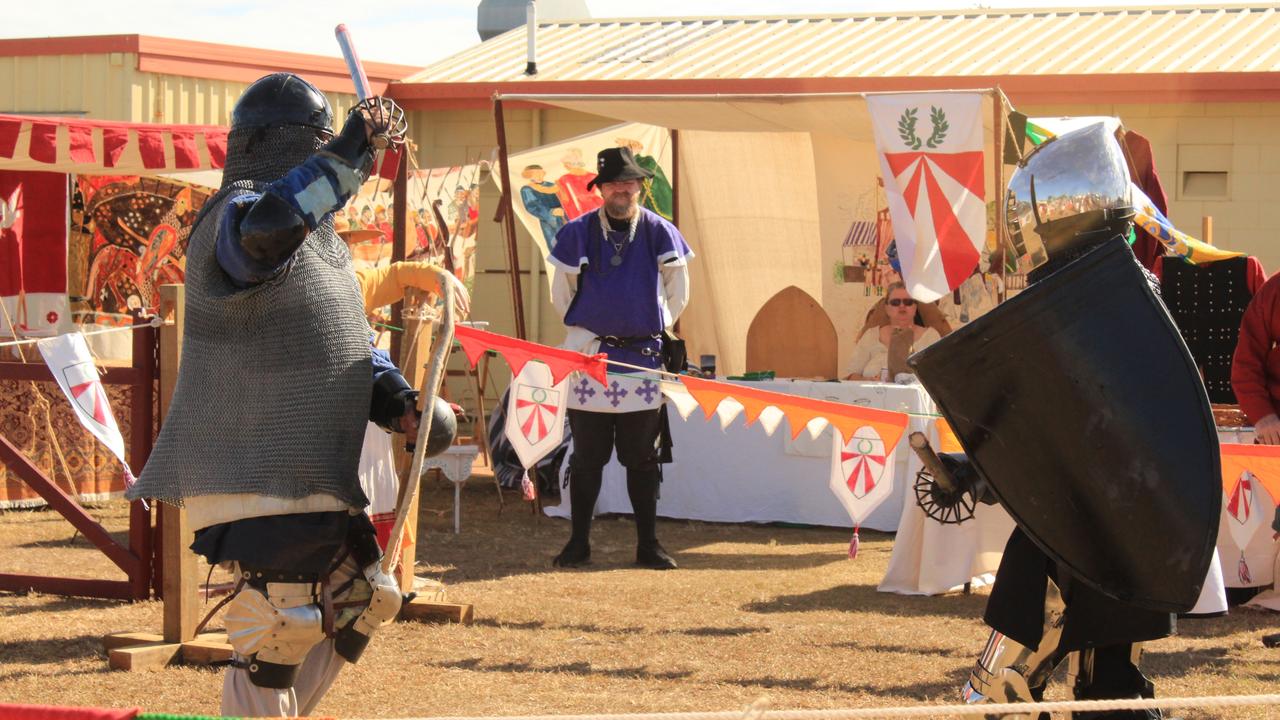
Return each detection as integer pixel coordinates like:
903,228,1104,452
365,693,1280,720
0,317,168,349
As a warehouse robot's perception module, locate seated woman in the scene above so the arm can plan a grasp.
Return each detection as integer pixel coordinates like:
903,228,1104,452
845,282,941,381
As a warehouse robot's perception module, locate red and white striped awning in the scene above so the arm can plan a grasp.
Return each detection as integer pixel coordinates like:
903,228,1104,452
0,113,227,177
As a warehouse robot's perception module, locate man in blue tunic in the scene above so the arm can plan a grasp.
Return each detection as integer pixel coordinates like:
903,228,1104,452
547,147,693,570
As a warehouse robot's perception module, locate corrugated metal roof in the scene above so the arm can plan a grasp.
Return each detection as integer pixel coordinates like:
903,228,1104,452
403,4,1280,84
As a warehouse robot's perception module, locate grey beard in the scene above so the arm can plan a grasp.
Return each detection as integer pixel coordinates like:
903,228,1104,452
604,200,638,220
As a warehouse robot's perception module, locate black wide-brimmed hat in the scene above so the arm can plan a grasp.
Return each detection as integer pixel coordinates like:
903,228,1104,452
587,147,654,190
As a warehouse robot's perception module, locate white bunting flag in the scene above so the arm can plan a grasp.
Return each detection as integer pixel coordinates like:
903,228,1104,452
37,333,135,486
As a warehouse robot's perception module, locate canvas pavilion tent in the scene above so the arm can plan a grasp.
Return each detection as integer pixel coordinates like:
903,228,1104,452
489,90,1008,377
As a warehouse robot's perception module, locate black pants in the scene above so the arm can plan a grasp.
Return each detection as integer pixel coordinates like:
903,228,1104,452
566,408,662,547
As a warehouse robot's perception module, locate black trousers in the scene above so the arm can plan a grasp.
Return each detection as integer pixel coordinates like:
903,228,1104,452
566,408,662,546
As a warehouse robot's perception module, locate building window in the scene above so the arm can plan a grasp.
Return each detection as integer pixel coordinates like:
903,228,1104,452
1182,171,1229,199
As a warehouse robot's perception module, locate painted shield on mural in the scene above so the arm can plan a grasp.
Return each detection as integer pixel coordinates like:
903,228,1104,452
910,238,1221,613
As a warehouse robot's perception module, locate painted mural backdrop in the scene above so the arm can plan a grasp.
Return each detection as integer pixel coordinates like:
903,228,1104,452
70,175,212,335
336,164,483,282
503,123,672,271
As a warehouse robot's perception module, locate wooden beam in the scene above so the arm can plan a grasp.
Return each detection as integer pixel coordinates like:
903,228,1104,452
399,597,474,625
181,637,234,665
0,574,133,599
0,436,140,575
108,643,183,671
0,362,144,384
102,632,165,652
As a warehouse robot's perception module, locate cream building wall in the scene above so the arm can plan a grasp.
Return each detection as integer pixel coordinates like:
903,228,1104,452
0,51,360,124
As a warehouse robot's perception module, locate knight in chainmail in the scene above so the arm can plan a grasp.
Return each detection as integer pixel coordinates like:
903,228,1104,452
126,73,418,716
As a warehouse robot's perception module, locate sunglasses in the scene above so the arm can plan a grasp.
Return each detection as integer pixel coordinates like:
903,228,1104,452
887,298,916,307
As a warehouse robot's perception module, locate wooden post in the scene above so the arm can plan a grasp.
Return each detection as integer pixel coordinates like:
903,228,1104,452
1202,215,1213,245
494,95,528,339
129,311,156,601
158,285,197,643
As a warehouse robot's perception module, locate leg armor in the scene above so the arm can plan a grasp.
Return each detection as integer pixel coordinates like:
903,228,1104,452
962,577,1069,719
1068,644,1161,719
224,567,326,689
333,562,403,663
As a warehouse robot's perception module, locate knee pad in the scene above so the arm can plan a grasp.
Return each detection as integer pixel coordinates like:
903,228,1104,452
334,563,403,664
224,582,325,689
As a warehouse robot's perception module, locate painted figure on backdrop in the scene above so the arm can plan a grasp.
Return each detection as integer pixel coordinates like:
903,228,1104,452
82,178,205,317
126,73,427,717
555,148,604,220
374,205,393,243
547,147,694,572
520,164,566,250
359,204,375,231
616,137,673,221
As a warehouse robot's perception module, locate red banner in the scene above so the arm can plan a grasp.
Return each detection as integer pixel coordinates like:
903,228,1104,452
453,325,607,386
0,170,69,336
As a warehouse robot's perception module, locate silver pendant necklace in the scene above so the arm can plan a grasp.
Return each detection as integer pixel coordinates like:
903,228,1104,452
599,207,639,267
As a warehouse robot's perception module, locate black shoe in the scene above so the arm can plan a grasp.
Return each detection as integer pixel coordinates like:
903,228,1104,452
553,540,591,568
636,542,677,570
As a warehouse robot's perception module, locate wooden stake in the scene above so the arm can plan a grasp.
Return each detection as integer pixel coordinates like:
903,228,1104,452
158,285,199,644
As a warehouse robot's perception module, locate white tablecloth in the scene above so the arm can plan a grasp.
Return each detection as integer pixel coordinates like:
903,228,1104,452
545,380,934,531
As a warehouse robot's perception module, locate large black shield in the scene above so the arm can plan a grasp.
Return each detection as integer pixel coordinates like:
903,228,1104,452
909,238,1220,613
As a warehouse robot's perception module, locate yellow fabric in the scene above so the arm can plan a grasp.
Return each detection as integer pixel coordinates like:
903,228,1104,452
354,261,444,313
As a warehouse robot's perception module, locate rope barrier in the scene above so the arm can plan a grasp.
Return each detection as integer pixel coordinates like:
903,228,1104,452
364,692,1280,720
0,317,168,349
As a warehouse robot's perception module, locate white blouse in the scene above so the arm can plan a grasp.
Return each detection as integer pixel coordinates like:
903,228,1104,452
845,326,940,380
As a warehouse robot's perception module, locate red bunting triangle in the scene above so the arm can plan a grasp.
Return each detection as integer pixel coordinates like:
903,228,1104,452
453,325,608,387
0,118,20,159
136,128,166,169
171,129,199,169
29,122,57,164
68,123,96,164
103,128,129,168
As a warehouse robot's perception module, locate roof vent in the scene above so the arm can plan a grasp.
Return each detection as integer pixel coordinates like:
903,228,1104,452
478,0,591,41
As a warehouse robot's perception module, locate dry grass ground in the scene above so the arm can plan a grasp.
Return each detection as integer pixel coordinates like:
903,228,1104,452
0,480,1276,719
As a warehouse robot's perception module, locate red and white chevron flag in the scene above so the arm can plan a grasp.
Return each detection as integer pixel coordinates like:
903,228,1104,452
868,92,986,302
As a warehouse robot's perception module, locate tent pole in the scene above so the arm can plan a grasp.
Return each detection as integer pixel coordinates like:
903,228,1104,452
493,95,528,339
992,87,1007,304
391,146,408,364
671,129,680,229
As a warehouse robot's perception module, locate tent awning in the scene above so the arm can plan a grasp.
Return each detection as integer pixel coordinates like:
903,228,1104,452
0,113,227,178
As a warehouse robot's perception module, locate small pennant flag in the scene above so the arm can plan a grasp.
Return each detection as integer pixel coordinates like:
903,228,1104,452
37,333,135,487
505,362,569,471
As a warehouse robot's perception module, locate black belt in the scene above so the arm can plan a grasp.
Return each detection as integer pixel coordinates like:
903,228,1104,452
598,334,661,357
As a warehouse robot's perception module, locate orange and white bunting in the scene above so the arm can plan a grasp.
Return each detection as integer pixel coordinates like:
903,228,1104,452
675,376,909,450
